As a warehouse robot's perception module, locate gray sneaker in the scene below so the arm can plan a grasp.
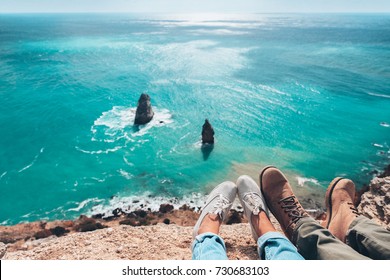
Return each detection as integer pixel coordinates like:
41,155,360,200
193,181,237,239
237,175,270,241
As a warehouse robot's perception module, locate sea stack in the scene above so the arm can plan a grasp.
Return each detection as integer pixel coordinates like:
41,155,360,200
201,119,215,144
134,93,154,125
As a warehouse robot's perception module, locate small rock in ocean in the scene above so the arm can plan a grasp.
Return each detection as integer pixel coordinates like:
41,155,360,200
159,204,174,213
134,93,154,125
201,119,215,144
112,208,124,217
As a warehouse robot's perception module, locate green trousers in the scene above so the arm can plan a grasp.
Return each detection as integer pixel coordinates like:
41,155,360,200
292,216,390,260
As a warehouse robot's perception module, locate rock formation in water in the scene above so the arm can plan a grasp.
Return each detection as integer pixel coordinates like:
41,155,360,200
134,93,154,125
201,119,214,144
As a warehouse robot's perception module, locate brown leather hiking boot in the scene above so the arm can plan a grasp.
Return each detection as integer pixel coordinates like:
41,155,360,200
322,177,360,242
260,166,309,240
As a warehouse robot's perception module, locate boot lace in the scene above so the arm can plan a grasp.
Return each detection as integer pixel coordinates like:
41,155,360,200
243,193,263,215
279,196,304,223
209,194,232,220
347,202,360,216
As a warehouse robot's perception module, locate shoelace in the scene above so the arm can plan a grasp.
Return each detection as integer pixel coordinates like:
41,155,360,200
279,196,304,223
209,194,232,220
347,202,360,216
243,193,263,215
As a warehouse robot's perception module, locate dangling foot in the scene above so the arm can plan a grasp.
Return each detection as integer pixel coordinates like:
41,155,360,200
259,166,309,241
322,177,360,242
237,175,276,241
193,181,237,239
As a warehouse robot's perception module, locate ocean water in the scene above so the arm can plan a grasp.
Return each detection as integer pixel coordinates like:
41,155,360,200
0,13,389,225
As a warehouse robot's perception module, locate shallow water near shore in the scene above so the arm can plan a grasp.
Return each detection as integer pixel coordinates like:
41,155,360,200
0,13,389,225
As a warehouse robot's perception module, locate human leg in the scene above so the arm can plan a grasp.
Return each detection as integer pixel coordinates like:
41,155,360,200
191,181,236,260
260,166,369,260
323,178,390,259
347,216,390,260
237,175,304,260
292,216,369,259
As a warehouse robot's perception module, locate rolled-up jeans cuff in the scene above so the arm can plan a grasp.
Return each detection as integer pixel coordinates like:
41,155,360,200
192,232,227,251
257,231,288,250
257,231,304,260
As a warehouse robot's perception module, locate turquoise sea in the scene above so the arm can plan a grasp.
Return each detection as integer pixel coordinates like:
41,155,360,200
0,13,389,225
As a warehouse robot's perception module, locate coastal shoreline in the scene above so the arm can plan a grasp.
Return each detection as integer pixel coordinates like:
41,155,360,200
1,166,389,260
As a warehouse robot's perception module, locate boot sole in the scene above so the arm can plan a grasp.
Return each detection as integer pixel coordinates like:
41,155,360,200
324,177,345,229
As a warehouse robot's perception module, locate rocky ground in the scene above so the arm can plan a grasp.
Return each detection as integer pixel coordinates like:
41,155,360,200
0,209,284,260
358,175,390,231
1,172,389,260
2,224,259,260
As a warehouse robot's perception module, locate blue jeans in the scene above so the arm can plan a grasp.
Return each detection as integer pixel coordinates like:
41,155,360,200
192,232,304,260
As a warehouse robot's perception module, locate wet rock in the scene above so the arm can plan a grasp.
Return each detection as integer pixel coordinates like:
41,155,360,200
0,242,7,259
92,213,104,219
159,204,174,213
134,93,154,125
133,210,148,218
112,208,124,217
50,226,68,237
34,229,53,240
201,119,214,144
74,216,107,232
179,204,190,211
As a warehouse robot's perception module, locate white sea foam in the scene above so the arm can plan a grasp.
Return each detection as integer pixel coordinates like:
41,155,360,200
93,106,173,138
68,198,104,212
259,84,289,96
373,143,384,148
0,219,10,225
75,146,123,155
123,156,134,167
380,122,390,128
18,147,44,173
119,169,133,180
367,92,390,99
76,106,173,155
87,191,246,219
88,192,207,218
296,176,320,187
